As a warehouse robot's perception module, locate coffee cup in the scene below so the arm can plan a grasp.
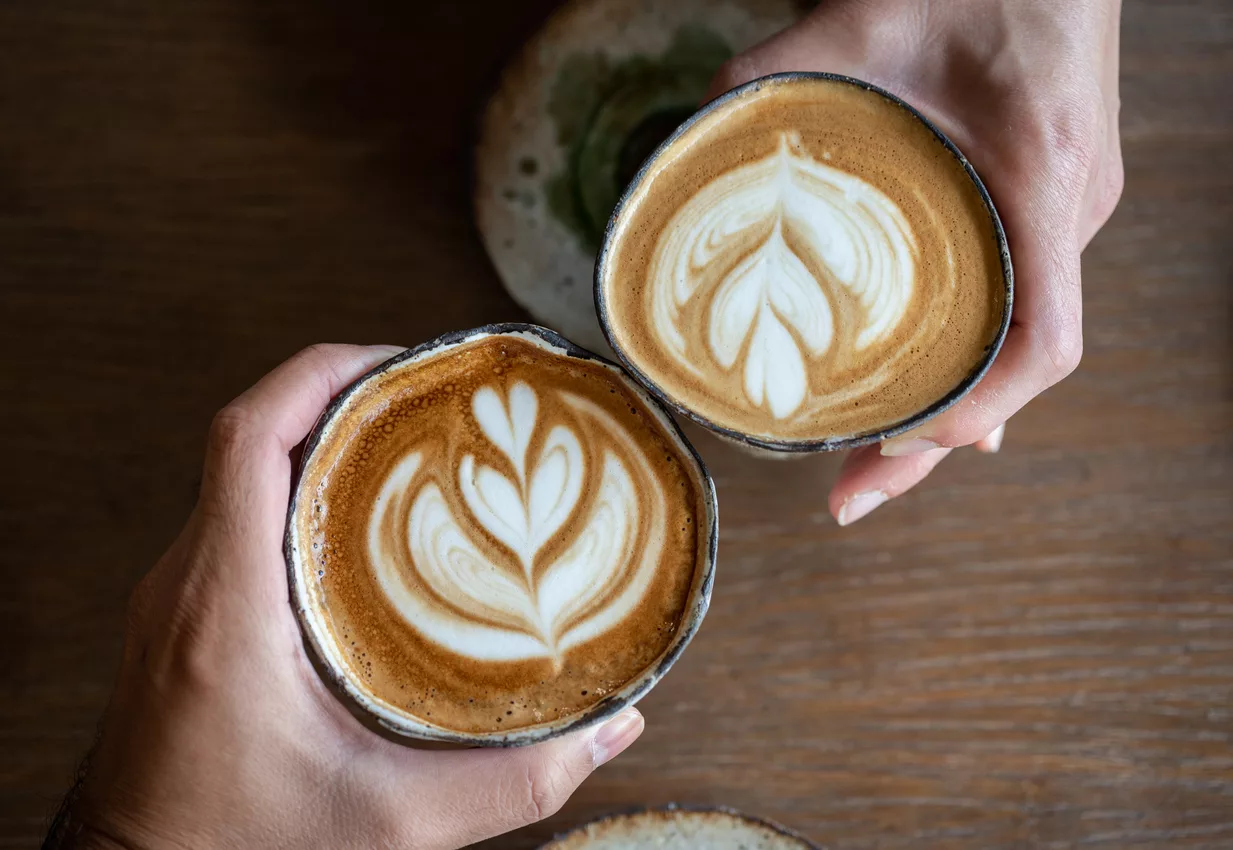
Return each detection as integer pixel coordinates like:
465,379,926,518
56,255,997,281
285,324,717,745
595,72,1013,453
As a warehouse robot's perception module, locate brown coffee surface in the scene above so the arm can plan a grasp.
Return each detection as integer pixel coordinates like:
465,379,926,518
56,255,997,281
599,76,1007,443
292,334,708,735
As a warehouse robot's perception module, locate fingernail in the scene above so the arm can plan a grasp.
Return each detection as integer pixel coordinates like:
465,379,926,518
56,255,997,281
880,437,939,457
371,344,407,359
590,708,644,768
837,490,888,526
979,423,1005,454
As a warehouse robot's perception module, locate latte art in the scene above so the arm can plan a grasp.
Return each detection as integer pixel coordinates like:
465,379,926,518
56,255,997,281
598,75,1010,446
288,330,714,739
368,381,666,667
650,132,918,419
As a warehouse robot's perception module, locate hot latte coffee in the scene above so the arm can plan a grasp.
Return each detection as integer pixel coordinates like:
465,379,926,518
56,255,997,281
286,326,716,743
597,73,1012,448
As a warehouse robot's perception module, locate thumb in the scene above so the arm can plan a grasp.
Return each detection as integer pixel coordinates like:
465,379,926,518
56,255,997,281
379,709,645,850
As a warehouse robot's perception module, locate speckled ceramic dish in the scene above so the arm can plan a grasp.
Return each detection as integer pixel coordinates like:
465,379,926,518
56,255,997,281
475,0,807,352
540,806,822,849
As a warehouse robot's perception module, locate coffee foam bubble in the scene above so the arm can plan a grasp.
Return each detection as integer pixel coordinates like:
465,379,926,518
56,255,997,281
292,333,709,735
600,76,1007,443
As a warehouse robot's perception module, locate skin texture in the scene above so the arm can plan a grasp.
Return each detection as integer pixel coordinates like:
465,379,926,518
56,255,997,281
707,0,1123,524
47,345,644,850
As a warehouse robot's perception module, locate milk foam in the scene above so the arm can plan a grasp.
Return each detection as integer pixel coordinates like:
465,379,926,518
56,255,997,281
367,380,667,666
649,132,917,420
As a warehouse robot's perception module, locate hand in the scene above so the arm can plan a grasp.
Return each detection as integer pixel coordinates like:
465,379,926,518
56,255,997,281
710,0,1123,525
47,345,644,850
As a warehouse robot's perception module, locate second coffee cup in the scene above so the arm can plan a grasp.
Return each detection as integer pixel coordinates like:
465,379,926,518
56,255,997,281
595,72,1014,453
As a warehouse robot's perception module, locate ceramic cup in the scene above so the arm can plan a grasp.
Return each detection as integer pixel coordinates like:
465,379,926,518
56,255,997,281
285,323,718,745
594,72,1014,454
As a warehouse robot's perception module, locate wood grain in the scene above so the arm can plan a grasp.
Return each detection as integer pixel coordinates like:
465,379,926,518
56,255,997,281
1,1,1230,848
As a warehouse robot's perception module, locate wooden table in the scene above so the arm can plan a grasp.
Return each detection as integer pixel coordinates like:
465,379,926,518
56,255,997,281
2,1,1230,847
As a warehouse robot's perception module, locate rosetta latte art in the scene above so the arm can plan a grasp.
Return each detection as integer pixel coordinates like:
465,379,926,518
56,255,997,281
648,132,919,420
367,381,666,666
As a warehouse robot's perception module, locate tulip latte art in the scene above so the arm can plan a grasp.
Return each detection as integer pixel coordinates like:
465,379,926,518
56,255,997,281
599,75,1008,444
290,332,711,735
370,379,669,665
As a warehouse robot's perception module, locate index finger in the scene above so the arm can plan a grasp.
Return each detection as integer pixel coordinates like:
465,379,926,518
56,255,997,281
198,344,405,544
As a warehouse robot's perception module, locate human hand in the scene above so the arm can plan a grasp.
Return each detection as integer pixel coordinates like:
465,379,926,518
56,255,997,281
709,0,1123,525
47,345,644,850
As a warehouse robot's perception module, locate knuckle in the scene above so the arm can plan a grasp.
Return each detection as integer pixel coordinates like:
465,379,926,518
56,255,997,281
205,404,273,492
1106,156,1125,205
121,574,157,666
130,592,228,695
298,342,344,365
296,343,356,383
1047,107,1101,167
1006,94,1105,194
207,404,256,455
125,572,153,626
169,634,226,694
161,592,232,693
1045,325,1084,381
294,343,353,396
1026,114,1101,204
1093,154,1125,224
518,759,572,825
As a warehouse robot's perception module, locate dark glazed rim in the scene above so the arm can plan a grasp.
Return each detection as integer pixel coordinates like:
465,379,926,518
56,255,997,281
593,71,1015,453
283,323,719,747
539,804,824,849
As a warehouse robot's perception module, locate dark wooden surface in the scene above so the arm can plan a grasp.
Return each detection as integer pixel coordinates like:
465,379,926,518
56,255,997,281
2,1,1231,848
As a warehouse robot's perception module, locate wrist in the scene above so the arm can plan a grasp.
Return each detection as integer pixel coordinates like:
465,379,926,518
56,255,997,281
46,801,197,850
43,800,139,850
44,824,136,850
43,744,193,850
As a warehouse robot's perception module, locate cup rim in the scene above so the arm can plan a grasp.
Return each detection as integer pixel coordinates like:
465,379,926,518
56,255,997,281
283,323,719,747
593,71,1015,453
